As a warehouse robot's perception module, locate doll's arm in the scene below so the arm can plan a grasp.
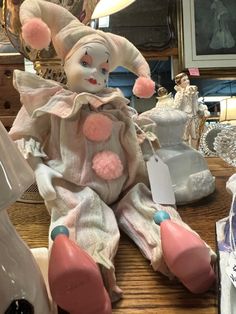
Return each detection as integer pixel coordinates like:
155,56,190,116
188,85,198,93
28,155,62,201
197,103,210,117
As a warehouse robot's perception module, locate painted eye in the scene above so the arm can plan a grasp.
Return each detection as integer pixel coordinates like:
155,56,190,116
101,68,108,75
100,62,109,75
81,60,89,67
80,54,92,67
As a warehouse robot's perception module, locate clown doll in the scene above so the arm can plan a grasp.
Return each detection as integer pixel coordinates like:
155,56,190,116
9,0,216,310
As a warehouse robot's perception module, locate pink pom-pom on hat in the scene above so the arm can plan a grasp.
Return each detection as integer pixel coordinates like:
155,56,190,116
132,77,155,98
21,18,51,50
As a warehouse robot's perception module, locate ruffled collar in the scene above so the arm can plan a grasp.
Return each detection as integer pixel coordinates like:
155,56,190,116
13,70,130,119
156,92,173,101
174,84,197,96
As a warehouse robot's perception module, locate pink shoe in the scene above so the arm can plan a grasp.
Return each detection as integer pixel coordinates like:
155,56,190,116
154,211,215,293
48,226,112,314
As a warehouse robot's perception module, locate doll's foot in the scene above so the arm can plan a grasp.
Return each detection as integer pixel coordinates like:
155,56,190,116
154,211,216,293
48,225,112,314
176,247,215,293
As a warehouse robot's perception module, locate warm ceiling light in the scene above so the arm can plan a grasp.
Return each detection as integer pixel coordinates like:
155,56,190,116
92,0,136,19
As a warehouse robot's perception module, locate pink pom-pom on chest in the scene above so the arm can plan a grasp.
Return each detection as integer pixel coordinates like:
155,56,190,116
92,151,123,180
82,113,113,142
22,18,51,50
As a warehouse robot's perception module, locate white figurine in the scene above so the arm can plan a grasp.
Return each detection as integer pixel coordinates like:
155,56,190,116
136,87,215,205
155,86,175,109
0,121,52,314
174,73,210,149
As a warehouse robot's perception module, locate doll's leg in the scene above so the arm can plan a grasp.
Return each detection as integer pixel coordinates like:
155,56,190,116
46,183,121,303
114,182,179,276
114,182,216,279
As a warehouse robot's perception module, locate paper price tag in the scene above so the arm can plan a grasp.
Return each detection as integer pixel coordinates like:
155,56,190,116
146,155,176,205
188,67,200,76
226,252,236,288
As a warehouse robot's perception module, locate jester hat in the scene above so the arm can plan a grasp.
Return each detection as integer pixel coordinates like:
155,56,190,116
20,0,155,98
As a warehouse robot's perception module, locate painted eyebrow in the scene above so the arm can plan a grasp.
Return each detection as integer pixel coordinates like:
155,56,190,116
83,46,110,57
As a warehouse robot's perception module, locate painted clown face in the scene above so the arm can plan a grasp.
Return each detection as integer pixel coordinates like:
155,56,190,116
64,42,110,93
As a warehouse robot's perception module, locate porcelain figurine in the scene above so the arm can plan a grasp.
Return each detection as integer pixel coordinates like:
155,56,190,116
136,87,215,204
9,0,216,310
174,73,210,149
155,86,175,109
0,121,51,313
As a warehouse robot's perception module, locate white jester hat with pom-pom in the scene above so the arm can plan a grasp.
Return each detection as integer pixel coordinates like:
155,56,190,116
20,0,155,98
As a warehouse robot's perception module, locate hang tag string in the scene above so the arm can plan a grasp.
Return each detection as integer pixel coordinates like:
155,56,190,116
134,123,157,158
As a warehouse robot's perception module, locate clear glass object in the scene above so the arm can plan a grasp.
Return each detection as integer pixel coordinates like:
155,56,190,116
214,126,236,167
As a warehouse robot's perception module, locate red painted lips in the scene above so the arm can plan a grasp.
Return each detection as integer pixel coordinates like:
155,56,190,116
87,78,97,85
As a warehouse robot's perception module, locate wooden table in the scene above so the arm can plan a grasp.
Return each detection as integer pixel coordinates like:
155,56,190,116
7,157,235,314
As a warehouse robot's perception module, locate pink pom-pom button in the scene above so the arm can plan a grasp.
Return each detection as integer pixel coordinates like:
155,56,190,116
92,151,123,180
82,113,113,142
132,77,155,99
22,18,51,50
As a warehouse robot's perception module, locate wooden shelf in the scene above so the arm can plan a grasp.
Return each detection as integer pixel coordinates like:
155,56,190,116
142,47,178,60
